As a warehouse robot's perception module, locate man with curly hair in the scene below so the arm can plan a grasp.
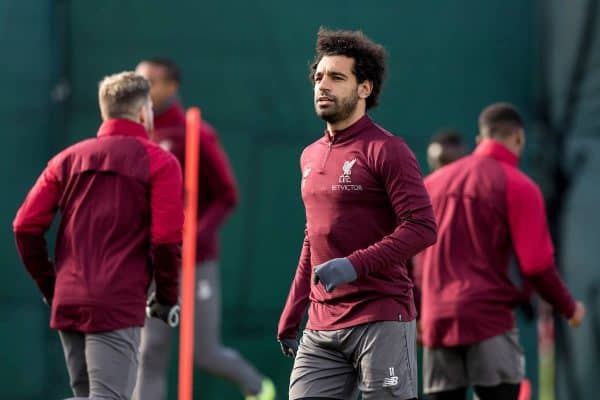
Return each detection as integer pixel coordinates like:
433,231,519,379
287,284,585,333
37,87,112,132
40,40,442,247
277,28,437,400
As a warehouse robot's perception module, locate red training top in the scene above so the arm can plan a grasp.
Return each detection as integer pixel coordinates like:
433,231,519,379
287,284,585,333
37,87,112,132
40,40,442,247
152,100,238,263
415,139,576,347
278,115,437,339
13,119,183,333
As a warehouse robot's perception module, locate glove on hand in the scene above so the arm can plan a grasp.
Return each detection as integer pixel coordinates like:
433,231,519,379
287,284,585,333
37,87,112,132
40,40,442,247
146,292,180,327
278,338,299,358
313,257,357,293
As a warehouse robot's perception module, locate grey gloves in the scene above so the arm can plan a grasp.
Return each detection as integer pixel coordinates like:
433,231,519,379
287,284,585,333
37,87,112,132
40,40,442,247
277,258,356,359
279,338,299,358
313,257,358,293
146,292,180,327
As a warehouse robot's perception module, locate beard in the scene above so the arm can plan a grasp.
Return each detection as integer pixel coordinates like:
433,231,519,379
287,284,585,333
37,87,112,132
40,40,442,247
315,89,359,124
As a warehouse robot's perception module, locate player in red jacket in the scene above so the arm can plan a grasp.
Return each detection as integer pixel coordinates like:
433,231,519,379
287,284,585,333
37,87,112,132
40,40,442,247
414,103,585,400
411,129,468,328
13,72,183,400
133,58,274,400
277,28,437,400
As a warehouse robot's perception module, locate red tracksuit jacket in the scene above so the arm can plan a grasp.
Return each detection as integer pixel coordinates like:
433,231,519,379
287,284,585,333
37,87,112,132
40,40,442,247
151,100,238,263
415,139,576,347
13,119,183,333
277,115,437,339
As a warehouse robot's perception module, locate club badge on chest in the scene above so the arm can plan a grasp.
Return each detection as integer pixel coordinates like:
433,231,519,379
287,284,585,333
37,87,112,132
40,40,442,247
332,158,363,191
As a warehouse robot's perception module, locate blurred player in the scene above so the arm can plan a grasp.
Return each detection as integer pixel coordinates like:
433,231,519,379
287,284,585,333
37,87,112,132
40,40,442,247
412,129,467,339
277,28,437,400
414,103,585,400
426,129,468,172
13,72,183,400
133,58,274,400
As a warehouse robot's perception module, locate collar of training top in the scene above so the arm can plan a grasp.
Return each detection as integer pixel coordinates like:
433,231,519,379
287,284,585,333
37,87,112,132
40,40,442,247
473,139,519,167
155,97,185,126
97,118,149,139
321,114,372,145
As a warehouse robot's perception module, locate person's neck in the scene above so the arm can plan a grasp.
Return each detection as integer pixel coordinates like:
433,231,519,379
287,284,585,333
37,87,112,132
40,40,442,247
326,108,366,138
154,94,179,115
103,115,138,123
486,137,520,157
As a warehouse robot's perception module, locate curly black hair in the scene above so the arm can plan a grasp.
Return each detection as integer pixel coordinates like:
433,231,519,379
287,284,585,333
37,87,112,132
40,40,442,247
310,27,387,110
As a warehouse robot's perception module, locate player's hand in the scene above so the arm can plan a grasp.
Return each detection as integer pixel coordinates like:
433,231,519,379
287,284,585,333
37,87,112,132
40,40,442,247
312,258,357,292
146,292,180,327
569,301,585,327
279,338,299,358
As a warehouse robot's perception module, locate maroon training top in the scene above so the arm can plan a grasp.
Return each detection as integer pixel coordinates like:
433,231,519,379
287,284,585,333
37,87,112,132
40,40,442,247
152,101,238,263
277,115,437,339
415,139,576,347
13,119,183,333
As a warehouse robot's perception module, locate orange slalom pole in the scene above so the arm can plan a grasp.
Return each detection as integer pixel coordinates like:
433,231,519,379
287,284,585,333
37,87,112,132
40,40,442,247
179,107,201,400
519,379,532,400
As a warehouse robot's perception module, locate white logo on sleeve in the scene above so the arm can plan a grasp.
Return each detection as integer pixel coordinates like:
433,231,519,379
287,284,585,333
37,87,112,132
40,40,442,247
382,367,399,387
332,158,362,191
301,167,311,189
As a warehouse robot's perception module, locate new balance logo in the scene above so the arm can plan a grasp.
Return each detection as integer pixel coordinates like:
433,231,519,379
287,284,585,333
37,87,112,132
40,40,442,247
383,376,399,387
301,167,311,189
382,367,399,387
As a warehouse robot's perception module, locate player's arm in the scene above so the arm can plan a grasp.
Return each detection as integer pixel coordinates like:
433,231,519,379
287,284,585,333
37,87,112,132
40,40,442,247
196,125,238,249
13,162,60,303
346,138,437,278
507,173,583,326
277,226,312,357
148,149,184,307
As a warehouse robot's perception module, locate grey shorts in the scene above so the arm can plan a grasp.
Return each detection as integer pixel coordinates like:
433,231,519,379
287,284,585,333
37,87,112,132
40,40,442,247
59,327,141,399
423,329,525,394
289,320,418,400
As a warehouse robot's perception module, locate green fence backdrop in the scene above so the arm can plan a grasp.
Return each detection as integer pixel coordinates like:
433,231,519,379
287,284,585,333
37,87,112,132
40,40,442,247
1,1,547,399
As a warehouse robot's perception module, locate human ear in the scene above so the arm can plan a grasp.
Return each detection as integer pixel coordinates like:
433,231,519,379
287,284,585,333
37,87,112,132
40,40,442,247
358,80,373,99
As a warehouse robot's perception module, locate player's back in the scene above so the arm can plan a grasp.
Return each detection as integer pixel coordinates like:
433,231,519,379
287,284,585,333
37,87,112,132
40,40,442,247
53,134,151,293
48,121,171,332
420,142,524,346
